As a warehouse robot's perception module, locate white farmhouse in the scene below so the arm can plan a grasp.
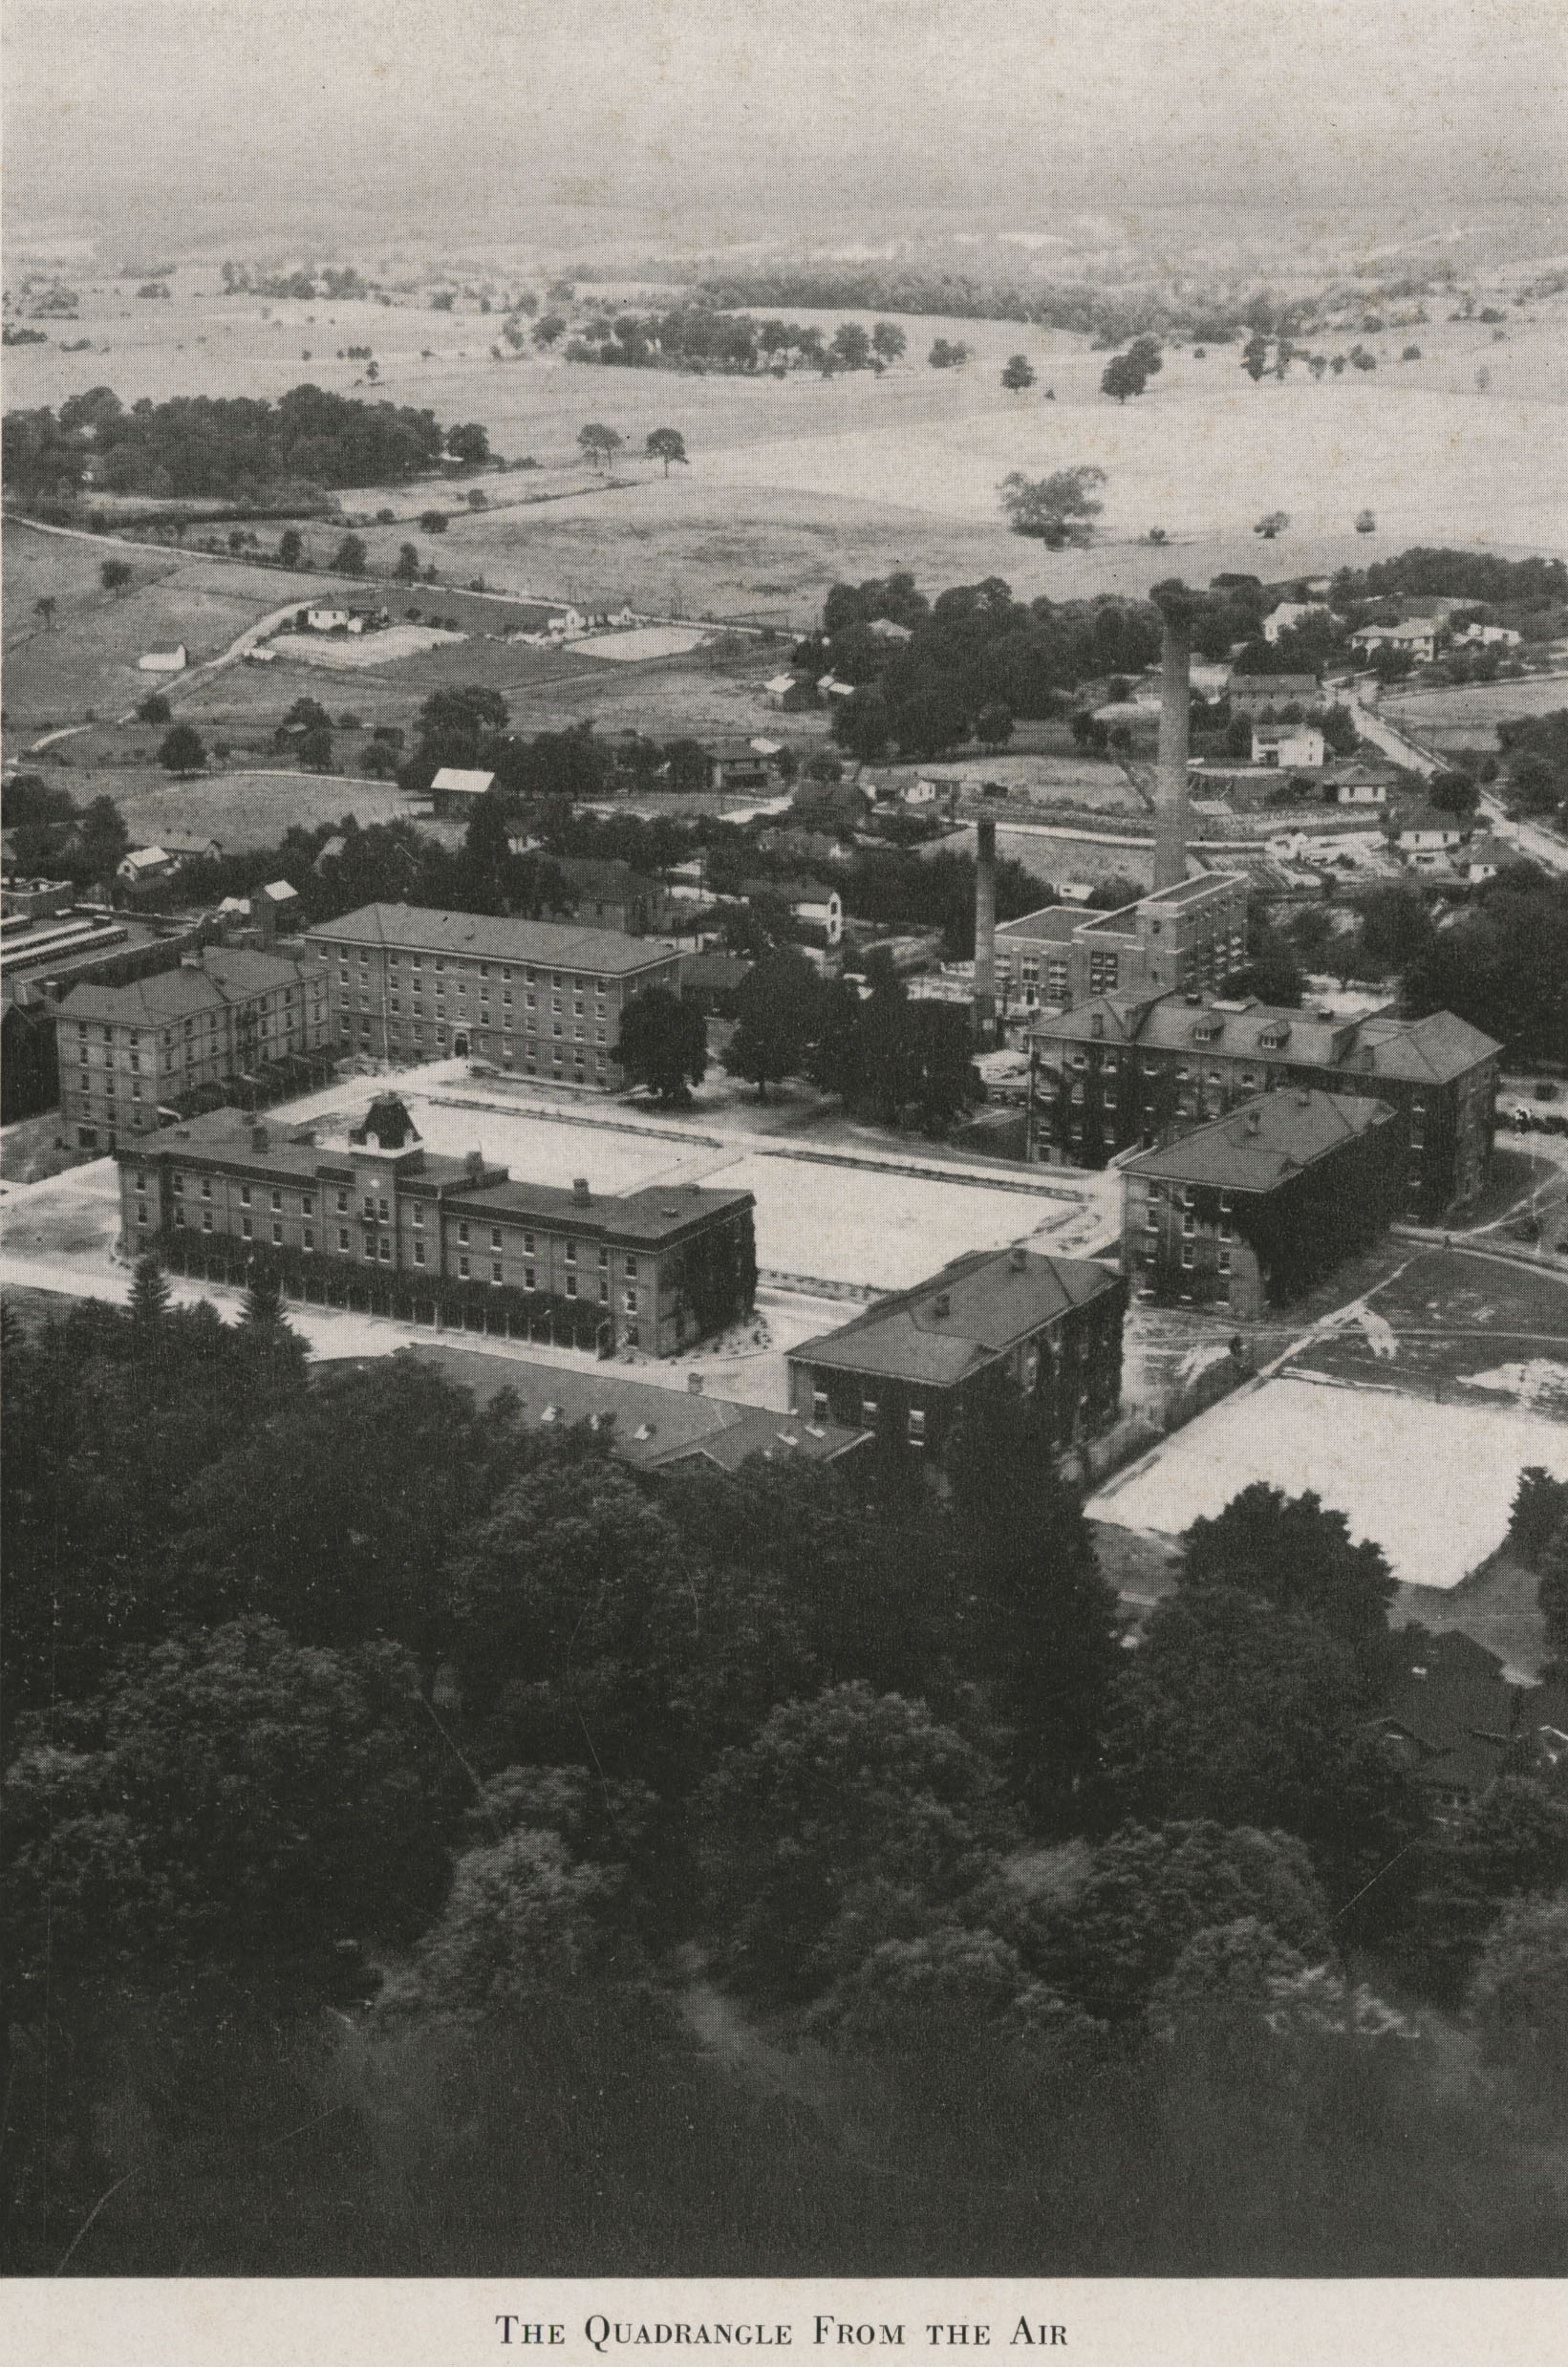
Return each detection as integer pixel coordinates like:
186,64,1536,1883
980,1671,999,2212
138,643,187,673
1263,601,1331,644
1252,722,1325,768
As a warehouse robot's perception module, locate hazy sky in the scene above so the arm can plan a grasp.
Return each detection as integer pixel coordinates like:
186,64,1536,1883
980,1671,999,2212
5,0,1565,258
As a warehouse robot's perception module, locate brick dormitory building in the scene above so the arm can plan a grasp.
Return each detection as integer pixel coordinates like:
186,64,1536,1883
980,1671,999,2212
787,1244,1127,1474
58,945,326,1153
1030,993,1500,1223
119,1096,757,1357
1121,1088,1407,1318
304,903,683,1087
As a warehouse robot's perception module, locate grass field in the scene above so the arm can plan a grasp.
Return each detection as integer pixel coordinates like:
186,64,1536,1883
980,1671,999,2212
1380,675,1568,752
10,276,1564,636
110,767,421,849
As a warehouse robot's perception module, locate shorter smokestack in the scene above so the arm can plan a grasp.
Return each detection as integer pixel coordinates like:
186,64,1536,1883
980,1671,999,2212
1154,604,1192,892
974,816,998,1044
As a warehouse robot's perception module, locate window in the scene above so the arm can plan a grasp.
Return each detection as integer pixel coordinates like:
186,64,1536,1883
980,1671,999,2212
624,1287,637,1312
272,1222,283,1245
492,1261,504,1285
175,1208,186,1229
597,1243,609,1269
812,1388,828,1422
378,1197,389,1222
339,1228,351,1251
201,1178,212,1199
136,1199,148,1228
599,1276,610,1302
459,1255,471,1280
241,1216,253,1239
523,1231,535,1255
379,1236,391,1262
271,1188,282,1211
491,1227,504,1250
861,1396,879,1425
1181,1242,1194,1268
203,1210,213,1233
363,1194,376,1218
907,1408,926,1447
566,1275,578,1298
458,1222,469,1245
524,1265,536,1291
336,1189,349,1214
624,1253,637,1279
302,1194,313,1217
1218,1250,1232,1274
240,1185,251,1207
412,1203,424,1228
303,1226,314,1251
565,1239,576,1264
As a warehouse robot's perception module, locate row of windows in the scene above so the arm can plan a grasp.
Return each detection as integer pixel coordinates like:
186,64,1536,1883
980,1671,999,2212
324,944,618,996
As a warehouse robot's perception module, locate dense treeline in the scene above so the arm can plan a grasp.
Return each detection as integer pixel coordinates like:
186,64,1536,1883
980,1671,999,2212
694,265,1267,347
6,1280,1567,2271
2,382,449,501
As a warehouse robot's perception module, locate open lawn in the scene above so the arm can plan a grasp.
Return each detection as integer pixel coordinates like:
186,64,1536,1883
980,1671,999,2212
1380,676,1568,752
1087,1368,1568,1594
1292,1244,1568,1395
111,767,420,849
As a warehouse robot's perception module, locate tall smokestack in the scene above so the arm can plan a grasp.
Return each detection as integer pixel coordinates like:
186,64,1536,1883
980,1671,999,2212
1153,603,1192,893
974,816,997,1044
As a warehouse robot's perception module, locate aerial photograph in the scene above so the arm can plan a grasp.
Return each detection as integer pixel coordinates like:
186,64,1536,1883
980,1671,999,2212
4,0,1568,2292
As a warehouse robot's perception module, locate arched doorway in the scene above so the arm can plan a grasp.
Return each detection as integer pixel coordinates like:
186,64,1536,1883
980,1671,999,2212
453,1032,470,1057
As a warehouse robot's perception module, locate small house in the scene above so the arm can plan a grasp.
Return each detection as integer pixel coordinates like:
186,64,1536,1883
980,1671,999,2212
1263,600,1332,644
138,644,187,673
547,608,587,639
1351,620,1438,665
1452,623,1521,650
1335,775,1388,807
306,607,354,634
430,766,497,818
117,845,174,884
1252,722,1325,768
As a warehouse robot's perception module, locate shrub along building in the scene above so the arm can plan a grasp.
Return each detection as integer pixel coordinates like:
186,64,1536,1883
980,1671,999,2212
787,1243,1127,1474
1120,1088,1405,1317
305,903,682,1087
58,945,325,1152
1029,992,1499,1223
121,1095,756,1357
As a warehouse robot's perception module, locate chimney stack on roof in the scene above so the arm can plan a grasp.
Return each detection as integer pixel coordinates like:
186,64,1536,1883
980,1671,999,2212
251,1124,268,1151
1009,1243,1028,1271
572,1176,591,1206
464,1150,485,1179
933,1290,952,1317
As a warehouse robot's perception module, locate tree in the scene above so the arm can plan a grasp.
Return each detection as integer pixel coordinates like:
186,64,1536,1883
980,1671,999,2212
727,948,821,1100
136,692,171,724
1469,1893,1568,2102
1179,1484,1397,1664
577,423,624,473
871,322,907,363
928,338,971,369
1000,353,1037,395
77,793,129,882
296,722,333,772
976,701,1014,749
1255,511,1290,540
1242,333,1270,383
395,541,420,582
446,420,489,464
694,1682,1017,2002
3,1619,461,1992
645,427,688,477
1101,353,1149,402
278,527,303,569
614,984,708,1106
830,321,872,371
333,532,367,575
158,722,206,774
419,508,449,533
100,558,133,592
999,467,1106,545
532,312,567,348
129,1251,171,1335
1539,1521,1568,1666
1429,770,1481,817
1356,509,1377,534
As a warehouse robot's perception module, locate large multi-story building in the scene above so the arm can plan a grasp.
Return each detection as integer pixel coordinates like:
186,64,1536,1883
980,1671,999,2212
58,946,323,1152
1120,1088,1406,1318
994,873,1249,1017
1029,990,1499,1222
787,1244,1127,1471
119,1099,757,1358
304,903,683,1087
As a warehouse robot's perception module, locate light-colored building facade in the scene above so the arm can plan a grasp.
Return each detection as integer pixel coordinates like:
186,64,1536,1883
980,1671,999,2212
305,902,682,1087
58,945,323,1151
1252,722,1325,768
995,873,1249,1015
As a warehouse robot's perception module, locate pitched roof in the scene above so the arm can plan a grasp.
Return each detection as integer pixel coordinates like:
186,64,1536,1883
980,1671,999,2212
793,1246,1122,1388
444,1175,755,1247
303,902,679,976
430,767,496,796
58,944,307,1023
1122,1088,1396,1191
1032,990,1499,1081
342,1345,868,1473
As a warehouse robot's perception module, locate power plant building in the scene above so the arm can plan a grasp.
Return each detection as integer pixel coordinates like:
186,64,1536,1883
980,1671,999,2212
994,873,1249,1015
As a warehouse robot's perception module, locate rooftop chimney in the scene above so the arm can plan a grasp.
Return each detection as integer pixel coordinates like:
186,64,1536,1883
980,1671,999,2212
688,1369,705,1393
251,1124,268,1151
974,817,998,1045
572,1176,591,1206
1009,1243,1028,1271
464,1150,485,1179
1152,597,1192,893
933,1290,952,1318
